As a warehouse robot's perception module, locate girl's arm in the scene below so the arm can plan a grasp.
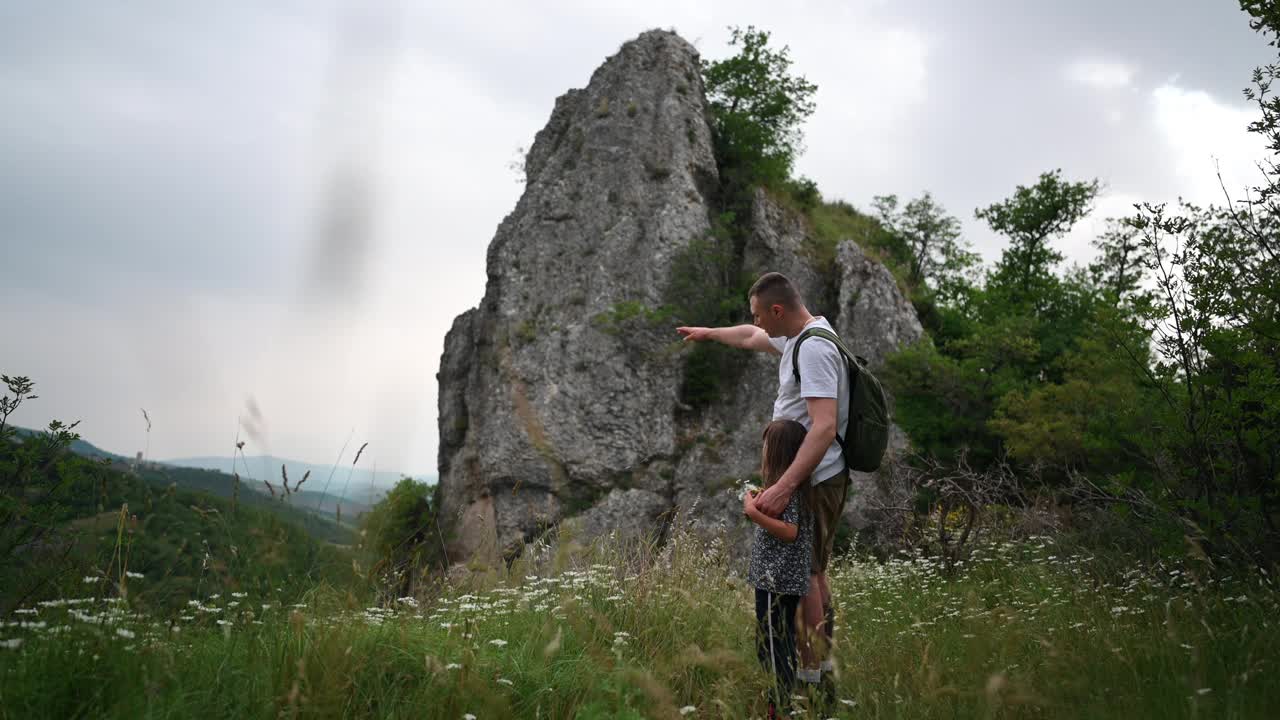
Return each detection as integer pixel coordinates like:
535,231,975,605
744,493,798,542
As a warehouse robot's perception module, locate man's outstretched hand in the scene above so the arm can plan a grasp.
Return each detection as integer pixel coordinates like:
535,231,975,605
677,326,713,342
753,482,792,518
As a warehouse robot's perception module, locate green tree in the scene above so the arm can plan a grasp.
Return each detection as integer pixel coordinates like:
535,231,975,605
886,316,1039,469
1087,219,1151,305
702,26,817,194
886,173,1110,477
873,192,980,304
973,172,1106,382
1123,199,1280,553
1066,0,1280,555
0,376,95,607
362,477,444,596
989,309,1156,480
976,170,1100,316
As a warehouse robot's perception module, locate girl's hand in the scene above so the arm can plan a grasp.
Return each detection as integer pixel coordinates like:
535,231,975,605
753,483,790,518
742,489,758,518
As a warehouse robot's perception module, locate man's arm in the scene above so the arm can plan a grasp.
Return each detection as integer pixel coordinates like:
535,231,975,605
677,325,780,355
744,492,799,542
753,396,838,517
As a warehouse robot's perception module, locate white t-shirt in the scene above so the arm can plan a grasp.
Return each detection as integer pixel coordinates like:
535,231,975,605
768,317,849,485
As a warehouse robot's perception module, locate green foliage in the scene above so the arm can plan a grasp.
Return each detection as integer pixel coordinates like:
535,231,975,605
665,213,745,324
701,26,817,194
873,192,981,303
886,168,1123,472
665,212,758,410
989,311,1156,478
0,376,94,611
885,319,1038,468
782,175,820,211
804,199,899,271
1088,219,1152,306
361,477,444,596
976,170,1100,316
1117,199,1280,554
592,301,674,337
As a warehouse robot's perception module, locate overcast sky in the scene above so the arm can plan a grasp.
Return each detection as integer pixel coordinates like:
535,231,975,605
1,1,1272,476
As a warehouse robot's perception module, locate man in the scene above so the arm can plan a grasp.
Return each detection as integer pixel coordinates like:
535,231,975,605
677,271,850,690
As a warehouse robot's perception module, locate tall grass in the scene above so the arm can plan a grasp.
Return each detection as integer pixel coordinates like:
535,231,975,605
1,525,1276,719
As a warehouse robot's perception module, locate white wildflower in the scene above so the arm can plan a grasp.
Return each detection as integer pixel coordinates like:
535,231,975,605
489,639,508,647
446,663,462,670
115,628,135,639
497,678,514,686
82,576,98,584
679,706,696,716
1196,688,1212,695
0,639,22,650
125,571,144,579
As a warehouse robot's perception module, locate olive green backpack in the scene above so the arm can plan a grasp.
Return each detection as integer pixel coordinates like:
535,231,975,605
791,327,890,473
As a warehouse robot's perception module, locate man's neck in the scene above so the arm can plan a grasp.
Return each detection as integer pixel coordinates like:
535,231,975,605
783,310,818,338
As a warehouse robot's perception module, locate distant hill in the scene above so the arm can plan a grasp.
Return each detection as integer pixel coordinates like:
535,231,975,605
2,432,359,613
162,455,433,506
14,427,376,531
128,461,371,530
14,427,432,522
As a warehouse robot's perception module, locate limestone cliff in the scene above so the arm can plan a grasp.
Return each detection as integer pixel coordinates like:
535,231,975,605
436,30,922,567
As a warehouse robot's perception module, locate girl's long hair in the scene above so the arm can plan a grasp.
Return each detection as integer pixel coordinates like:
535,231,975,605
761,419,812,509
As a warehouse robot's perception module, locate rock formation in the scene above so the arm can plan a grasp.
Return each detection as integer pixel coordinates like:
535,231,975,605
436,30,922,568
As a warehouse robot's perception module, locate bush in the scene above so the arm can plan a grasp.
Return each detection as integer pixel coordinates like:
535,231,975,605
361,477,445,596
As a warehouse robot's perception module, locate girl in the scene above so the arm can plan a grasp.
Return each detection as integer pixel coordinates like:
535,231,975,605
743,419,814,717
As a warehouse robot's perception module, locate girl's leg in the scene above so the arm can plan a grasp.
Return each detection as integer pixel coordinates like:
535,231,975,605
776,593,800,693
754,589,771,672
756,590,799,708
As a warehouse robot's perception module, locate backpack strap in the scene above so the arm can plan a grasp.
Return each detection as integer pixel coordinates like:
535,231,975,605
791,328,860,384
791,327,860,468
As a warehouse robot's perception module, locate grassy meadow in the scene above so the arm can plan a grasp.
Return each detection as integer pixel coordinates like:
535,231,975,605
1,522,1276,719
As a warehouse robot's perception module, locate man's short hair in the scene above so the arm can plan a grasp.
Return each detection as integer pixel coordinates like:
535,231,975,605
749,272,804,311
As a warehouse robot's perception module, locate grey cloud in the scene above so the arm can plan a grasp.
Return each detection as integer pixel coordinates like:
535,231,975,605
2,0,1274,471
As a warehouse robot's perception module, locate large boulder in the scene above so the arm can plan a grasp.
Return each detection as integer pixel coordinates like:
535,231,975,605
436,30,924,570
436,30,717,563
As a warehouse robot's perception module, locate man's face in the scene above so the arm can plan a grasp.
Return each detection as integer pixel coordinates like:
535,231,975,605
749,294,781,337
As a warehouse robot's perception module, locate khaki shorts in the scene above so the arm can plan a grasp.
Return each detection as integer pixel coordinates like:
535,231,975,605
810,469,849,575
